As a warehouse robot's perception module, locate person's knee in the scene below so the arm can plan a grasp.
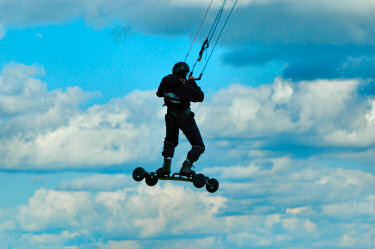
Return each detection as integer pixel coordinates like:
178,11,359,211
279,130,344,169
196,139,205,153
197,145,205,154
165,140,178,148
187,145,205,162
163,141,177,158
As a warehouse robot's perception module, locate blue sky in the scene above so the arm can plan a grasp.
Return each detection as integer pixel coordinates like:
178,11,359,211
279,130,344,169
0,0,375,248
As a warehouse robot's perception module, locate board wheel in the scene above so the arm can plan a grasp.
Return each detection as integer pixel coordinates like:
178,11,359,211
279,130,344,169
145,174,158,186
132,167,146,182
206,178,219,193
193,173,206,188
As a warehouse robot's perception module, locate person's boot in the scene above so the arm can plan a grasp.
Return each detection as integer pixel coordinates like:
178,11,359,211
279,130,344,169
156,158,171,176
180,160,196,177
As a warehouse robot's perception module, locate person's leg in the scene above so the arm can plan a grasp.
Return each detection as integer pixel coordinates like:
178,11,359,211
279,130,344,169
180,113,205,176
183,114,205,162
162,114,179,157
158,114,179,175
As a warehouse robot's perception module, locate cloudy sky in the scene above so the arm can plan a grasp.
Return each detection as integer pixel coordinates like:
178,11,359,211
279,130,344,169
0,0,374,248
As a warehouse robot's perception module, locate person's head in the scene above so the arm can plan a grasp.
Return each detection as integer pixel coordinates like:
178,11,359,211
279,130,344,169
172,62,190,78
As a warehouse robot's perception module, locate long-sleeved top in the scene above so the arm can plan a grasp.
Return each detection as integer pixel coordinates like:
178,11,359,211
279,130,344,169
157,74,204,112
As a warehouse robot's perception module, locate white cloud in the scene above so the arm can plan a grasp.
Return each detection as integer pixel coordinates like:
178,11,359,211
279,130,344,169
93,237,220,249
286,206,309,215
337,230,375,248
293,79,358,131
196,77,375,150
1,63,374,170
0,63,373,249
8,184,227,239
323,99,375,146
58,174,131,191
21,231,80,249
0,154,374,248
0,63,90,124
281,217,317,233
99,240,143,249
158,237,218,249
16,93,161,167
271,77,293,104
227,232,292,247
206,157,375,208
206,163,261,179
16,188,95,231
0,63,164,169
196,82,295,137
322,197,375,219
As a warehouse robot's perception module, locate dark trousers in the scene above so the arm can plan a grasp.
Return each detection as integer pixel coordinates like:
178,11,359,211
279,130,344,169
162,112,205,162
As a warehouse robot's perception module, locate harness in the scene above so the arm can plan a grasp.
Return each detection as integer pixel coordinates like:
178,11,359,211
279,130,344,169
163,92,191,117
164,92,181,104
167,107,191,117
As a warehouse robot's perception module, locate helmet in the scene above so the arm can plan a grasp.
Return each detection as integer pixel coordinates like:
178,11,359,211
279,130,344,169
172,62,190,77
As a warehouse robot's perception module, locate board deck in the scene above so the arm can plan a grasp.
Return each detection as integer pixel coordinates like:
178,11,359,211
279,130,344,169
150,172,194,182
132,167,219,193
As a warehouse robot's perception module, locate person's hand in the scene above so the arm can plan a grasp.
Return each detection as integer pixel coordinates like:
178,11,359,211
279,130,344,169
188,75,196,80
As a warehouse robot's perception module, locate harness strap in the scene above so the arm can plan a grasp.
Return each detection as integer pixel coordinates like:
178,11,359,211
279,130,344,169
168,107,191,117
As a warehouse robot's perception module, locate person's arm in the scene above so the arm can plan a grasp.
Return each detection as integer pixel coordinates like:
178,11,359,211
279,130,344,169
156,80,165,97
184,76,204,102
